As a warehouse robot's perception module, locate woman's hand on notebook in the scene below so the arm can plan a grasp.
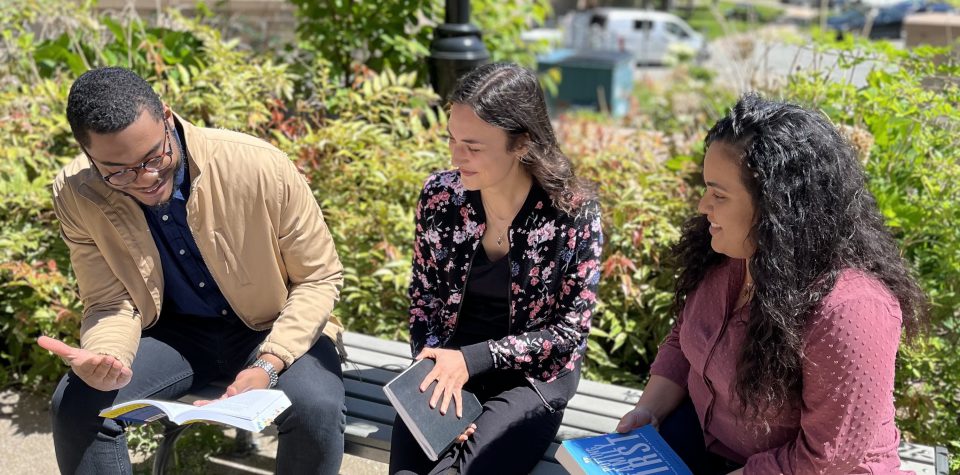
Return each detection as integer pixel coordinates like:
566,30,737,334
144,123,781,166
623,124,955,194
416,347,470,417
456,423,478,444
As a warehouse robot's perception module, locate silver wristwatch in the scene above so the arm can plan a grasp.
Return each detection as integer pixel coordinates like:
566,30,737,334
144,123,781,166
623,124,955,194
250,358,279,388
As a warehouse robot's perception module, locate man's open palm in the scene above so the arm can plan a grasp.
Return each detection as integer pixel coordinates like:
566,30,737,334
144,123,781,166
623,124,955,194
37,336,133,391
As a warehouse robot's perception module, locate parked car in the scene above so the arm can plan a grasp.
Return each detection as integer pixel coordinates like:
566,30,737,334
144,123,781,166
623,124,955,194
828,0,956,39
562,8,708,65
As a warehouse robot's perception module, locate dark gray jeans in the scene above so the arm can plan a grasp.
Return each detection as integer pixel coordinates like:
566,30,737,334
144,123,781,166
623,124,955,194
50,313,345,475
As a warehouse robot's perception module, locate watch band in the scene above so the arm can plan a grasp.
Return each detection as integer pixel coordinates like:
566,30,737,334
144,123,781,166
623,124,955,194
250,358,279,389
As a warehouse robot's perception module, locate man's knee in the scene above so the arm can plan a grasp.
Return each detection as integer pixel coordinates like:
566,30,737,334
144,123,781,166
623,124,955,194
51,372,105,423
285,386,346,429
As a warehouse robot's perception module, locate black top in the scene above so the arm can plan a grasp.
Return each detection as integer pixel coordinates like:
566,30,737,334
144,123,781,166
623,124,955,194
447,248,510,349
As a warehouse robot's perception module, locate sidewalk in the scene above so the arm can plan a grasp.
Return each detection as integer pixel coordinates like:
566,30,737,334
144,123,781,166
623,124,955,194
0,389,386,475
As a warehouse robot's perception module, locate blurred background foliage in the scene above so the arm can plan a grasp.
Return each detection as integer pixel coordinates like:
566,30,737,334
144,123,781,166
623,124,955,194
1,0,957,466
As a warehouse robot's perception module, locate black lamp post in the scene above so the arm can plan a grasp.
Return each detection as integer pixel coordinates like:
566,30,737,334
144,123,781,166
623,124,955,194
428,0,490,101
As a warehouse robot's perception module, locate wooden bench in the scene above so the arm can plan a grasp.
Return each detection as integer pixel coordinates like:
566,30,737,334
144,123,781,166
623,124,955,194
154,331,951,474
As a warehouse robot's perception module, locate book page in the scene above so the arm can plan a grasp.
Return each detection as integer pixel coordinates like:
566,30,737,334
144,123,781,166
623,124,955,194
198,390,286,419
99,399,196,423
175,389,291,431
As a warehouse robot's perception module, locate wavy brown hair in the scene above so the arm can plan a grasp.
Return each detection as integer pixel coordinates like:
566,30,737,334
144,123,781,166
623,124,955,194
673,93,927,422
449,62,595,214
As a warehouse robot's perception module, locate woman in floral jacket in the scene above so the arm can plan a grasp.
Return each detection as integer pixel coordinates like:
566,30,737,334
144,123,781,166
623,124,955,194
389,63,603,475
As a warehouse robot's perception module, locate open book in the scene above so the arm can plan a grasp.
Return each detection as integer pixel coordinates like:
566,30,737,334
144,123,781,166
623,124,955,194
556,425,693,475
98,389,291,433
383,359,483,461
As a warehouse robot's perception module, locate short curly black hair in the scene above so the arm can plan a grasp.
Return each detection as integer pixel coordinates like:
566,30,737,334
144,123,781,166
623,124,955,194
66,67,164,147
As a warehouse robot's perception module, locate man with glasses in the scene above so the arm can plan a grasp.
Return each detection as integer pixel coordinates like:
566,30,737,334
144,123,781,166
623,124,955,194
39,66,347,474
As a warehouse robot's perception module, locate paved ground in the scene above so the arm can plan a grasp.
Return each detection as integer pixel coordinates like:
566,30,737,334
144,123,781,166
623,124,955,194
0,389,387,475
0,390,59,475
632,23,901,90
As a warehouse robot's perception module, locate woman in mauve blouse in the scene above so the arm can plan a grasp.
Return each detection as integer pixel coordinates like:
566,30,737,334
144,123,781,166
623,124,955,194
616,93,926,474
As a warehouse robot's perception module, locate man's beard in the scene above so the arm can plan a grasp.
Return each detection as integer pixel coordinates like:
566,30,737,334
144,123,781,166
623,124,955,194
147,196,172,211
123,174,174,210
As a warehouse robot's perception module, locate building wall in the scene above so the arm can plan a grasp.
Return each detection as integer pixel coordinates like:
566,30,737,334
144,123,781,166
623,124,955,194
93,0,297,48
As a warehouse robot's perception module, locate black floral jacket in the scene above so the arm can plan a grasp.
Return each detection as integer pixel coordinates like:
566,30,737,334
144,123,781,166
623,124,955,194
408,170,603,410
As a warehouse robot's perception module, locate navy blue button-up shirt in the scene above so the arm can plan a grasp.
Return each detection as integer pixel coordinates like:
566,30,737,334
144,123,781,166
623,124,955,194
141,127,236,318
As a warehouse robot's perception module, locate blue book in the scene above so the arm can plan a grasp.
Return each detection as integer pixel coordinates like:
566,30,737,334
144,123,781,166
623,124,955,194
556,425,693,475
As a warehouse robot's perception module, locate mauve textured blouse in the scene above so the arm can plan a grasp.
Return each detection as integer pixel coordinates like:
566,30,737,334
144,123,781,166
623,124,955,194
650,258,911,474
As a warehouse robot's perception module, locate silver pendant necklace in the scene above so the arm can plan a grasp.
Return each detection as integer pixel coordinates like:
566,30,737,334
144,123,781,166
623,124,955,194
481,194,510,247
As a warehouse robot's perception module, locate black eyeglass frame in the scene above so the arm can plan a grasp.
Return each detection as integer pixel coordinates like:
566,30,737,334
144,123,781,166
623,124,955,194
86,123,175,187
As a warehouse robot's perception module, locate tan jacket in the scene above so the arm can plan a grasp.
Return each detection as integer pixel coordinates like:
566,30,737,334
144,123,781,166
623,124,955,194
52,116,344,368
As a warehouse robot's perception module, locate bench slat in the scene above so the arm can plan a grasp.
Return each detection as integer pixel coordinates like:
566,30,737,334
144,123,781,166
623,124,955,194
344,332,413,357
346,360,634,417
344,345,641,410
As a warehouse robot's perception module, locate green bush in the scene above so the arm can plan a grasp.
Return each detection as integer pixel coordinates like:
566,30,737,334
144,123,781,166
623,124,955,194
289,0,552,86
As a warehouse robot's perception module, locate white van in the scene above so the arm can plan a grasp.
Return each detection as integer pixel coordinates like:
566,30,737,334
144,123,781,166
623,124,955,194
563,8,709,65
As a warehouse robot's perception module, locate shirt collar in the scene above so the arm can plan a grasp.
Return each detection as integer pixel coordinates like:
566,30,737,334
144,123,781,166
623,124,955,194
170,126,189,202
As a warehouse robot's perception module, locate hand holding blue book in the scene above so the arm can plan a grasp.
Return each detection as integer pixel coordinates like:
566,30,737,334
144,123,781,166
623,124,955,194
556,425,693,475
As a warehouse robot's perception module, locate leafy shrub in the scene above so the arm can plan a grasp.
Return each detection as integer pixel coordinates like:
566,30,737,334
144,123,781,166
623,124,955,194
556,116,698,384
289,0,552,85
271,67,450,340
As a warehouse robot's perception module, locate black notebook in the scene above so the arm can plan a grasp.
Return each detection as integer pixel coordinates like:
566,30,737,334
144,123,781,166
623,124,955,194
383,358,484,461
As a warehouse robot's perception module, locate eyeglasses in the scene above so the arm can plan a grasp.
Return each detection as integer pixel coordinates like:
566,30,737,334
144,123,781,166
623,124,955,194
97,124,175,187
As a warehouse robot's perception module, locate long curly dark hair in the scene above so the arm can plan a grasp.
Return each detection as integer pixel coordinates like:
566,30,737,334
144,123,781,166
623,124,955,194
449,62,595,214
673,93,927,421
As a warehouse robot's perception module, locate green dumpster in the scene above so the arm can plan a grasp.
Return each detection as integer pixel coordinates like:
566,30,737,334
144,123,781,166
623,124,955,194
537,49,634,118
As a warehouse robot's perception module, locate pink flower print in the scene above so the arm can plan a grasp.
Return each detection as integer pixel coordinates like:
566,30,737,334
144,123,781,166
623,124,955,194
527,221,556,246
567,237,576,249
542,340,553,350
579,289,595,301
512,283,522,294
450,293,462,305
535,201,543,209
426,191,450,209
530,267,540,277
438,172,456,188
531,277,540,286
465,220,479,236
577,260,596,278
511,338,528,353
